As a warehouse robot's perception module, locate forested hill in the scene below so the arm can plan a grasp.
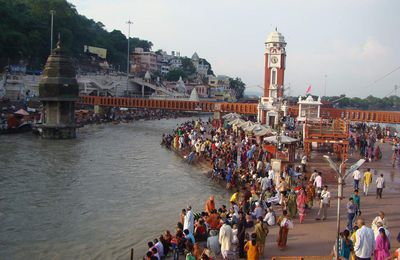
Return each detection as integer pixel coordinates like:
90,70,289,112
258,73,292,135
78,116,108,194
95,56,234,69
0,0,152,71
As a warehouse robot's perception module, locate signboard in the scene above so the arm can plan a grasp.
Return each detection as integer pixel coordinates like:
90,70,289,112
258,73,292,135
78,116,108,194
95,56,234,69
84,45,107,59
264,144,277,154
271,159,282,184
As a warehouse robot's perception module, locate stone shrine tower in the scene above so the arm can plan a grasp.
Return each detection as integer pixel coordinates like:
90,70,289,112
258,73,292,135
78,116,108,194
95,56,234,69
38,40,79,139
258,28,288,127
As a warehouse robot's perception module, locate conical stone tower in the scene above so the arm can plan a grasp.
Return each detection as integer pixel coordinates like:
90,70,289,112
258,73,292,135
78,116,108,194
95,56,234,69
38,39,79,139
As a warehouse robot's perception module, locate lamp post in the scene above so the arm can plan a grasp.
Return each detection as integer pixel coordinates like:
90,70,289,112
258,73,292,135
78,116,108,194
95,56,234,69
50,10,56,53
126,20,133,97
323,155,347,260
324,154,365,260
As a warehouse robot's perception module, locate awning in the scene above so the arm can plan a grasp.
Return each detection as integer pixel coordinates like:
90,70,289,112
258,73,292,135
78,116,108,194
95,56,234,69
263,135,298,144
14,109,29,116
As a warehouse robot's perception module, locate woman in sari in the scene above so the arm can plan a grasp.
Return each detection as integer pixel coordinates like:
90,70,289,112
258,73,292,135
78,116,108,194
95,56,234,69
306,181,315,209
287,191,297,219
374,227,390,260
296,187,307,223
276,210,292,250
375,145,382,160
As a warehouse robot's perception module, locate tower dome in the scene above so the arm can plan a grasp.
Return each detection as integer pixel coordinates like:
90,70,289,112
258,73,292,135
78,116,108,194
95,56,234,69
265,28,285,44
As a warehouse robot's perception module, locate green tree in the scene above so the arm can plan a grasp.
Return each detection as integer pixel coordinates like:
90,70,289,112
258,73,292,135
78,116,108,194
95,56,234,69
166,69,186,81
229,77,246,100
0,0,153,71
181,57,196,76
200,58,214,75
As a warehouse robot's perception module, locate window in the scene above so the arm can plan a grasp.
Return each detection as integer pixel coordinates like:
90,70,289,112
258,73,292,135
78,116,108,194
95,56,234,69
271,69,276,85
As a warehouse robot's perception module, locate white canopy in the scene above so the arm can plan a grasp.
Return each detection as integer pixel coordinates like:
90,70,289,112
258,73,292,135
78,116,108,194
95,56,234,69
14,109,29,116
263,134,298,144
237,121,255,129
252,125,275,136
243,123,264,132
228,118,245,126
222,113,241,121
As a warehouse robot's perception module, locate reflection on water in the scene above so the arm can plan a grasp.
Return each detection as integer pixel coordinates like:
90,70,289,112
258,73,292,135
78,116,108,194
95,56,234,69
0,118,229,259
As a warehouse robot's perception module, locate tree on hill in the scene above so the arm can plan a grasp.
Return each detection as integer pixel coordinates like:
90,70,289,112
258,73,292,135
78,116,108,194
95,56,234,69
166,69,186,81
229,77,246,100
200,58,214,76
181,57,196,77
0,0,152,71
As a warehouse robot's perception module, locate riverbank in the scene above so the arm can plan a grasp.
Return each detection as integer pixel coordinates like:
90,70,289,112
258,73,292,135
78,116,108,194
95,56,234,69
149,120,400,260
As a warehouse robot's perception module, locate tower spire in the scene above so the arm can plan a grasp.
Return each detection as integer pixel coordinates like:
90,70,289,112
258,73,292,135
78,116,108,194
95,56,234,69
56,33,61,48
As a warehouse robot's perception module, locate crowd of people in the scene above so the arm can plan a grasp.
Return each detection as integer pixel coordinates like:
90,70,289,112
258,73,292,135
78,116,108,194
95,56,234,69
75,108,190,126
150,119,400,260
338,211,400,260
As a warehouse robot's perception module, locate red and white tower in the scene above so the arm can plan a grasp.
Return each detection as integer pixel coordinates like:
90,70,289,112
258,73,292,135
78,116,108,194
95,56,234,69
258,29,288,126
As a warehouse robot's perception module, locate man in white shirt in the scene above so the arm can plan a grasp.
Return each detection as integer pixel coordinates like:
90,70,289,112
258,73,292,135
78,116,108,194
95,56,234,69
314,172,323,199
268,169,275,186
301,155,307,172
352,168,361,190
263,207,276,226
309,169,318,182
260,175,271,193
354,218,375,260
316,185,330,220
376,174,385,199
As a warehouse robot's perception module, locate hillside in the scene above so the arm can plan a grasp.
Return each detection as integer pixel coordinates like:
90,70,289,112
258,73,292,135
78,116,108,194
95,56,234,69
0,0,152,71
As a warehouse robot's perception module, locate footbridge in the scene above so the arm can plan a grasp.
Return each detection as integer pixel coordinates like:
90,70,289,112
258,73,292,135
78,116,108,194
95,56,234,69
77,75,185,97
79,96,400,124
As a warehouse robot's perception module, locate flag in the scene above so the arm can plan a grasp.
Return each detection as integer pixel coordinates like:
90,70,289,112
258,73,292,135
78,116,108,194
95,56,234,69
305,85,312,94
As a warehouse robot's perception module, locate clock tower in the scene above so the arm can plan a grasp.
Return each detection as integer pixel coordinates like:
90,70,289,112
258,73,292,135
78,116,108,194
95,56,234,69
264,28,286,98
258,28,288,126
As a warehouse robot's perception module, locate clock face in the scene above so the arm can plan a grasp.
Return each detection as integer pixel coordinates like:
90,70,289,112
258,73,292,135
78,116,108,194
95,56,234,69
271,56,278,64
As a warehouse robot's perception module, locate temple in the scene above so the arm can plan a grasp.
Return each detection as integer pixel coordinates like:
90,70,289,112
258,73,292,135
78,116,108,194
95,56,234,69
38,39,79,139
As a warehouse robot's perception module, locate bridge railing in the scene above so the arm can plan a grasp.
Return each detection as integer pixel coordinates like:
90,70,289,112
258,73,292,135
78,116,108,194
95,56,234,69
79,96,258,114
79,96,400,122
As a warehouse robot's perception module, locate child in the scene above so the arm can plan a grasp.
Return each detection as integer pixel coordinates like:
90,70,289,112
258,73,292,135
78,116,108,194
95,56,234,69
231,224,238,246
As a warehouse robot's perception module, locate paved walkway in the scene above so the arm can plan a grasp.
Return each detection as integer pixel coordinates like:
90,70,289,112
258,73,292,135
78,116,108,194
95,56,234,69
261,142,400,259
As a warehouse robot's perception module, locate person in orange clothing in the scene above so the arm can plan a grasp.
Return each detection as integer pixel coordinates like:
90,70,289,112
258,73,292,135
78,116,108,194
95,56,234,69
205,195,216,214
207,209,222,230
244,233,260,260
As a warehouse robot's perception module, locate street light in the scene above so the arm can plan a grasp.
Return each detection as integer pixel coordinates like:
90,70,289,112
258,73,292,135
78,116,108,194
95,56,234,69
323,155,365,260
50,10,56,53
126,20,133,97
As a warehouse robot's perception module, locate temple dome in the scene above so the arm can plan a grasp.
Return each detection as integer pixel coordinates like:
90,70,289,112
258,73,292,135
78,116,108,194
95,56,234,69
266,29,285,43
189,88,199,101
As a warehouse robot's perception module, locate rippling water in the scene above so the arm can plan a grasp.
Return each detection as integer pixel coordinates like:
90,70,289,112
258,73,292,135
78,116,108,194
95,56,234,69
0,118,230,259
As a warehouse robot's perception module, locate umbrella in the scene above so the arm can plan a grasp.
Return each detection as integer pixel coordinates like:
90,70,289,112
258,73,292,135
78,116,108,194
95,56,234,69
14,109,29,116
244,123,264,132
263,134,298,144
222,112,241,121
228,118,245,126
252,125,275,136
237,121,255,129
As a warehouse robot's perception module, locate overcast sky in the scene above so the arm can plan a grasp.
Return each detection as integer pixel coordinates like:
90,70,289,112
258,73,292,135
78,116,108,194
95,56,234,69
69,0,400,97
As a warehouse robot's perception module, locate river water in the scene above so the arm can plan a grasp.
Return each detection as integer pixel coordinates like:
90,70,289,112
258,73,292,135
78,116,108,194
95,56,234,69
0,118,230,259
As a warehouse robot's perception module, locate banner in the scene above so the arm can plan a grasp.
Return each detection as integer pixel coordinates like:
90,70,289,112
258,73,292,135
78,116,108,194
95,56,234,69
84,45,107,59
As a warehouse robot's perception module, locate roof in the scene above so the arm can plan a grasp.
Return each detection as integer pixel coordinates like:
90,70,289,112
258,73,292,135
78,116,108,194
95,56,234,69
191,52,200,60
266,29,285,43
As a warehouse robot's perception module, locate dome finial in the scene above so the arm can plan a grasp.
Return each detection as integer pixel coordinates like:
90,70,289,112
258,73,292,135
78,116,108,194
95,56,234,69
56,33,61,48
